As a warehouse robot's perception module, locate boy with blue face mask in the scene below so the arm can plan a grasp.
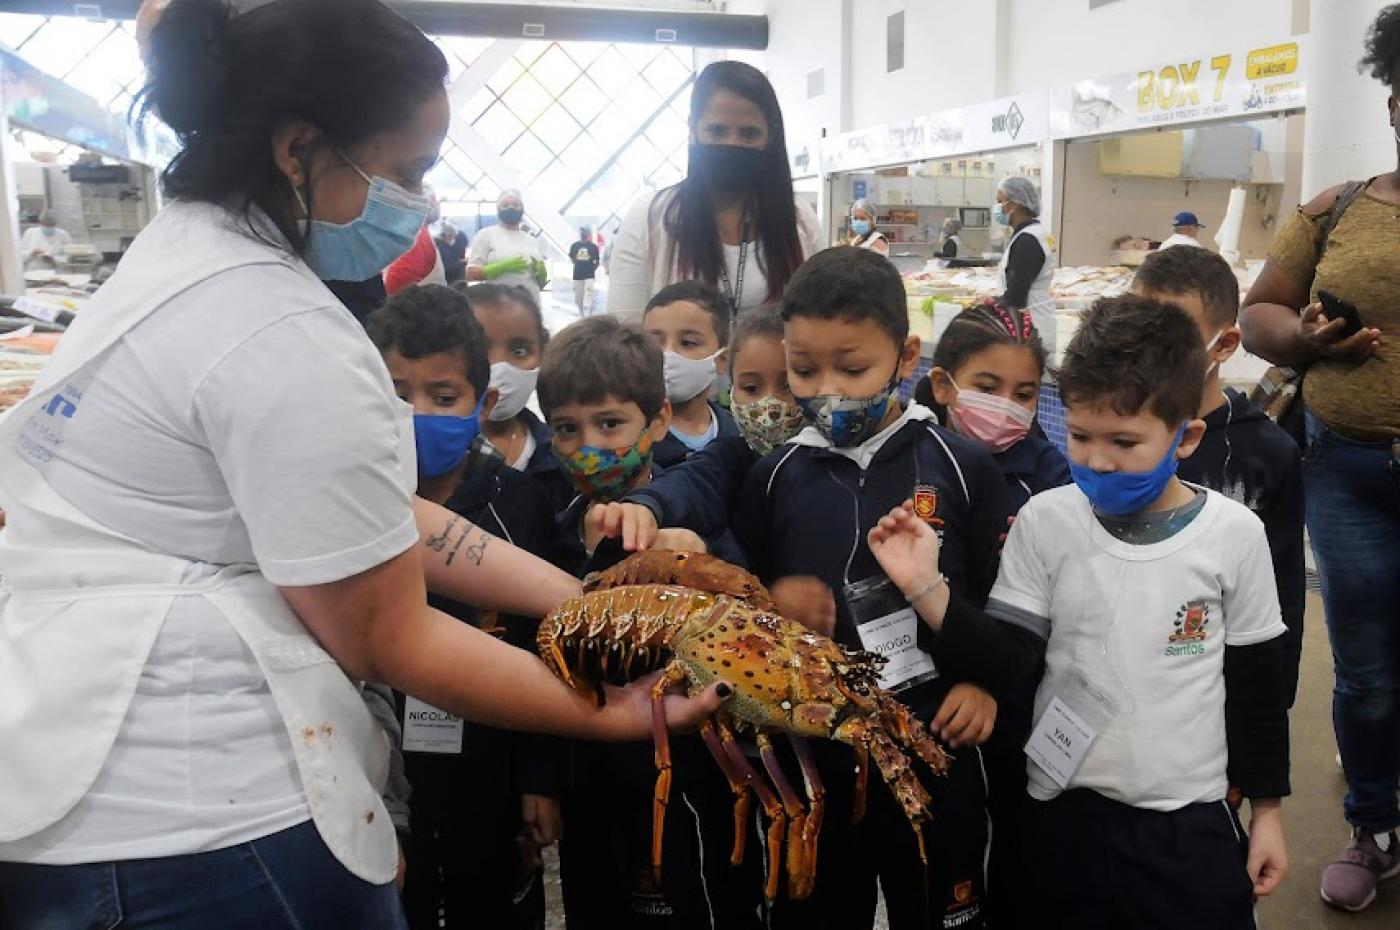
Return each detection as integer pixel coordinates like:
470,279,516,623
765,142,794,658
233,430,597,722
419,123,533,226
733,246,1013,930
897,295,1291,926
367,284,569,930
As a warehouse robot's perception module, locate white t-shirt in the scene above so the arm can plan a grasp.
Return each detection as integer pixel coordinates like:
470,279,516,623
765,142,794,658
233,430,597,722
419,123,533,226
988,485,1285,811
720,241,770,314
1160,233,1208,250
20,224,72,259
468,225,545,293
0,264,418,863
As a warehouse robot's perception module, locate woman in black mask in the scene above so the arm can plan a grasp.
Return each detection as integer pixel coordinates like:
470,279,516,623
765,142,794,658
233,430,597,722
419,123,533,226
607,61,821,315
467,188,548,295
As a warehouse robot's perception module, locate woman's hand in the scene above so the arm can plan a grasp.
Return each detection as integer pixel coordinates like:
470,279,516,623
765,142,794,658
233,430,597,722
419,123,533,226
589,502,660,552
521,793,562,849
1298,302,1381,364
595,669,734,742
866,500,942,596
1246,800,1288,896
771,576,837,637
932,683,998,747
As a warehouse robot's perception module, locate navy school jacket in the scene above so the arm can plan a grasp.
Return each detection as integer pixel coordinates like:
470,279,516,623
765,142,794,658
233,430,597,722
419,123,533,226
1177,388,1305,705
733,411,1013,722
652,401,740,470
519,408,576,518
996,431,1072,513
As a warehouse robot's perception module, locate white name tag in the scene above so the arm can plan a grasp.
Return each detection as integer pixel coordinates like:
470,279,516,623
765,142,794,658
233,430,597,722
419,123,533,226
402,696,464,754
1024,696,1097,788
855,607,938,691
12,296,63,324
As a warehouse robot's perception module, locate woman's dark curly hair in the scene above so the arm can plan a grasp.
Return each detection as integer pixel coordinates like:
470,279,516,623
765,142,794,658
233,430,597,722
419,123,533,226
1361,3,1400,86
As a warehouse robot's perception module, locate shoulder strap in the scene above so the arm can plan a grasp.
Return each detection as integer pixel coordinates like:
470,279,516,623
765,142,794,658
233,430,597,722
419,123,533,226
1317,180,1368,261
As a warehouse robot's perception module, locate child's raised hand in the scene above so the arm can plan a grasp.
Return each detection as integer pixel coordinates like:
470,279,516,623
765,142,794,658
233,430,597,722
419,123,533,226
1246,800,1288,896
932,682,997,747
866,500,942,598
588,502,660,551
771,576,837,637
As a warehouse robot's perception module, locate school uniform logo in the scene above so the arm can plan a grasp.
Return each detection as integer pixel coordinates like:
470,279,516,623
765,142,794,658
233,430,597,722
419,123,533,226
1166,599,1210,657
913,484,945,529
944,878,981,927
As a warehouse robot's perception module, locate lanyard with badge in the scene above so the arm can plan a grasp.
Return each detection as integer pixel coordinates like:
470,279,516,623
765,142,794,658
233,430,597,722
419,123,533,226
843,454,941,692
1023,560,1135,788
716,210,751,318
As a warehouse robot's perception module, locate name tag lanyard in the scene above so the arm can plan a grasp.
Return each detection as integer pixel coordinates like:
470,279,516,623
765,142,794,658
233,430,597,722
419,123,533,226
716,208,752,320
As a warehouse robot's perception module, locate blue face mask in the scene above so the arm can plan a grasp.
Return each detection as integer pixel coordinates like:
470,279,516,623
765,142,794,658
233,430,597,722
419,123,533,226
300,152,431,282
992,204,1012,227
794,370,898,449
1069,424,1187,516
851,219,872,237
414,400,484,479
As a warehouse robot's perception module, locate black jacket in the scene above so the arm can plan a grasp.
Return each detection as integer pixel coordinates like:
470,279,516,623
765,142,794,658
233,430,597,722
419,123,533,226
1178,388,1306,705
652,402,741,470
995,431,1072,512
734,415,1013,720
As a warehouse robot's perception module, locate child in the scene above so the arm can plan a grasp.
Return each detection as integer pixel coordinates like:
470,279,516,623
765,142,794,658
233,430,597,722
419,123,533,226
537,316,764,929
735,246,1014,929
889,295,1290,926
367,285,565,930
1132,246,1306,706
643,281,739,468
459,282,576,518
923,300,1071,511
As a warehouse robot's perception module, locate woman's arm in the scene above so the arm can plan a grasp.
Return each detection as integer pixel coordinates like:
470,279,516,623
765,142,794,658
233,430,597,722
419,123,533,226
606,195,656,314
1241,260,1381,367
281,544,730,740
1000,234,1043,309
414,496,580,617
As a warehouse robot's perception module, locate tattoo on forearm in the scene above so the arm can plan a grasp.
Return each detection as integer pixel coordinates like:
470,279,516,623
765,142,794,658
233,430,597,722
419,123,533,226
464,529,491,566
426,517,460,554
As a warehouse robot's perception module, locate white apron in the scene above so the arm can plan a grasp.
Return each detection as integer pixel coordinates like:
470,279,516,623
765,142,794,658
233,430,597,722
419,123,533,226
999,221,1057,350
0,203,403,883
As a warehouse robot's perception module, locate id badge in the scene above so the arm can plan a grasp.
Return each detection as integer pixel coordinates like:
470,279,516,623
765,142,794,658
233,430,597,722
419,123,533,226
844,575,938,692
1024,665,1119,788
402,696,465,754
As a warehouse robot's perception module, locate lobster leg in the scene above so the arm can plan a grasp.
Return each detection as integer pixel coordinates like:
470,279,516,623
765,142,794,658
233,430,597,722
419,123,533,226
877,694,953,776
716,719,787,903
699,719,752,866
757,732,808,901
788,735,825,900
650,660,691,884
851,746,870,825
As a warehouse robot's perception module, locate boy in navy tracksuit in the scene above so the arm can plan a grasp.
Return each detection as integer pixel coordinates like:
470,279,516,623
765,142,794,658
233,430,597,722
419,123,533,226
537,316,763,930
367,285,566,930
733,247,1013,929
643,281,740,469
1132,247,1306,705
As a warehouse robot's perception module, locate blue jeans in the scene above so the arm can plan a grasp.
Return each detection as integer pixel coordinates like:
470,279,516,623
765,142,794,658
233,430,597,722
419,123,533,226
1304,411,1400,833
0,821,407,929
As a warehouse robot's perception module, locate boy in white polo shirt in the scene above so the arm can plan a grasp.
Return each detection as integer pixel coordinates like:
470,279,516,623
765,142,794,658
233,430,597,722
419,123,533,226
864,295,1291,928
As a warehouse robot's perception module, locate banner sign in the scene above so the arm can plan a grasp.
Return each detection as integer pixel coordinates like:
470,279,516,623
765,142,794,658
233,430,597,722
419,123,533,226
1048,38,1306,140
822,92,1047,173
1,45,130,160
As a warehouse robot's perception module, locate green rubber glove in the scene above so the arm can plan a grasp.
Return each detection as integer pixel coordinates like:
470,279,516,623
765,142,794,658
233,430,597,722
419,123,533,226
483,255,529,280
532,258,548,289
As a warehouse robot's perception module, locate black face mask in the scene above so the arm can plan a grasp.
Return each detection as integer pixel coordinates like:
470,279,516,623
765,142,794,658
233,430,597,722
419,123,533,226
498,208,524,226
691,143,765,193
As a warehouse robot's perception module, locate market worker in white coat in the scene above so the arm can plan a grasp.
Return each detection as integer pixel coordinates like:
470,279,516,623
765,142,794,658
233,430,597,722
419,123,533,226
19,209,72,269
1161,211,1212,250
0,2,728,927
466,189,548,295
996,175,1056,350
607,60,822,316
846,196,890,255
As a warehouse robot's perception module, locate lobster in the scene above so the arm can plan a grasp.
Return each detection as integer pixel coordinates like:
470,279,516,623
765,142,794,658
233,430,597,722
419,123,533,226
539,550,951,901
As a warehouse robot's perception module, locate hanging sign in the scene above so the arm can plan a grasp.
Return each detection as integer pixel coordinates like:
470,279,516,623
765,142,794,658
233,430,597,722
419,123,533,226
822,92,1047,174
1048,38,1306,140
0,46,130,160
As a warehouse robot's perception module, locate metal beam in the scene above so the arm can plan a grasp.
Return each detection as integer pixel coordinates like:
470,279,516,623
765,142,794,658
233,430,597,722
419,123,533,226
5,1,768,49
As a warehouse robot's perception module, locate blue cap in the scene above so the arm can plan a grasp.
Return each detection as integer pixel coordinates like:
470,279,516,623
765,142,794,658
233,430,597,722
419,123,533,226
1172,211,1204,228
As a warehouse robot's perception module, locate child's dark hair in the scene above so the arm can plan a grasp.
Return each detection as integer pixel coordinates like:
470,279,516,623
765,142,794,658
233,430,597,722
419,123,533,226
782,246,907,344
1361,4,1400,86
644,281,732,348
1133,247,1240,328
139,0,447,254
367,284,490,401
459,282,549,348
729,305,785,373
1058,295,1207,428
933,300,1048,380
538,316,665,422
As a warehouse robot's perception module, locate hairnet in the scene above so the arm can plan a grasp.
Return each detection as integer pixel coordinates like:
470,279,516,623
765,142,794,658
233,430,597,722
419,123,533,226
997,176,1041,217
850,197,877,221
